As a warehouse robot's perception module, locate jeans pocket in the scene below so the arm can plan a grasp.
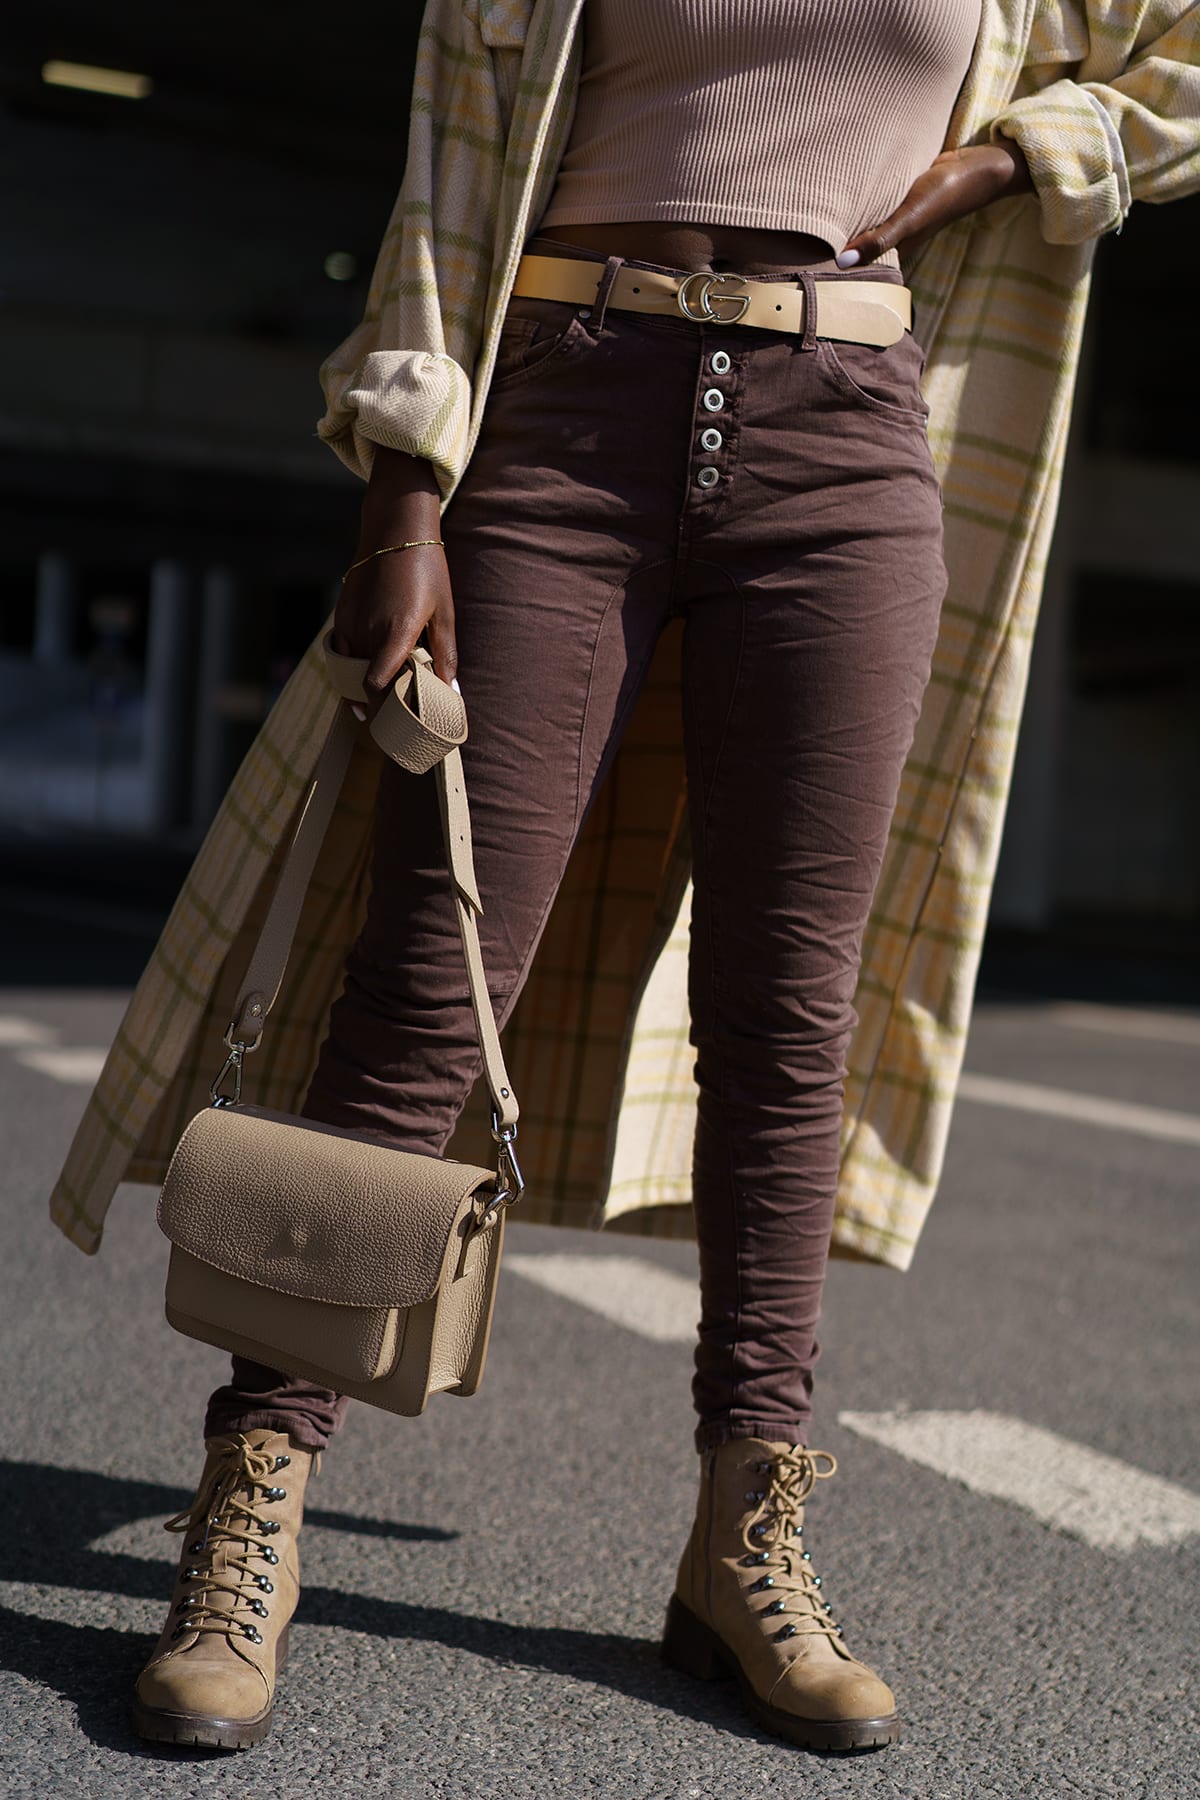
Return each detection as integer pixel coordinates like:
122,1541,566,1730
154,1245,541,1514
490,297,590,390
817,333,930,426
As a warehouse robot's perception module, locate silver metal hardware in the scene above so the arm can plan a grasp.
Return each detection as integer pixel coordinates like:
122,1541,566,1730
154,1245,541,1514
210,1013,265,1106
700,427,723,451
701,388,725,413
478,1112,526,1221
710,350,732,374
210,1042,245,1107
697,466,720,488
677,271,751,324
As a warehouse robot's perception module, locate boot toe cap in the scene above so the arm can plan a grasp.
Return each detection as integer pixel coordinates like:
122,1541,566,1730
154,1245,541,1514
136,1650,270,1724
770,1656,896,1724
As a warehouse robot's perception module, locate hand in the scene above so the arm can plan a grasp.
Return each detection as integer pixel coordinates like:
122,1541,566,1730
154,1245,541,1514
333,448,458,704
836,140,1034,268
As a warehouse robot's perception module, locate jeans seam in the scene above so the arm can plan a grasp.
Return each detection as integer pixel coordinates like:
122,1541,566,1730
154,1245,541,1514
687,574,749,1435
492,561,672,1039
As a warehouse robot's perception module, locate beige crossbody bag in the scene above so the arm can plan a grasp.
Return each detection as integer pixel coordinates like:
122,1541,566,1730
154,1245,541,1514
156,636,523,1416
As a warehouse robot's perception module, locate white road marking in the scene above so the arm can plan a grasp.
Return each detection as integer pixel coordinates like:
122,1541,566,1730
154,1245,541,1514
838,1410,1200,1552
957,1072,1200,1147
0,1014,56,1048
506,1253,697,1343
16,1047,107,1085
1040,1001,1200,1049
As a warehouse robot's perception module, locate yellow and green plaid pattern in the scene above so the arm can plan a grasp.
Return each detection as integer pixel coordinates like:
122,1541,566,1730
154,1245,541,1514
50,0,1200,1266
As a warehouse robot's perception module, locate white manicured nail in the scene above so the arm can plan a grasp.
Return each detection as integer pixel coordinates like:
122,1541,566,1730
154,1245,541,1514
451,678,462,694
836,248,861,269
351,703,367,722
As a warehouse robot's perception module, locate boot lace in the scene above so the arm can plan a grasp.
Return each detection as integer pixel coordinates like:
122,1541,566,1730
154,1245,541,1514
163,1436,294,1648
738,1446,843,1646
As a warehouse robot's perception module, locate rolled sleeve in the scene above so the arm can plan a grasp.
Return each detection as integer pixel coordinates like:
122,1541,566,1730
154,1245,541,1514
318,333,473,491
990,78,1127,244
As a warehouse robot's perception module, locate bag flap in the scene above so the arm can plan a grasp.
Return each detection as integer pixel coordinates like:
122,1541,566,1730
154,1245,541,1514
158,1106,496,1308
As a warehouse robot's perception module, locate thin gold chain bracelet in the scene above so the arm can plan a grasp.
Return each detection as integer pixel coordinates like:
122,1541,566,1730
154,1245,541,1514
342,539,445,582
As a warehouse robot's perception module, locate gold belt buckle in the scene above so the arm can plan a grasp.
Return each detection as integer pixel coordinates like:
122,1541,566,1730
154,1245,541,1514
676,270,752,325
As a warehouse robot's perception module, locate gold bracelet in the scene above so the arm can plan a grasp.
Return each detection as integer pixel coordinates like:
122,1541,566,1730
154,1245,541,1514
342,539,445,581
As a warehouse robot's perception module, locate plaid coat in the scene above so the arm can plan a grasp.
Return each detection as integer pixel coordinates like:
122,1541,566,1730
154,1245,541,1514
51,0,1200,1267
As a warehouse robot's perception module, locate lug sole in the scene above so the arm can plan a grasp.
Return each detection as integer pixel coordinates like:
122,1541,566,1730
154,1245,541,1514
661,1595,900,1755
129,1626,288,1751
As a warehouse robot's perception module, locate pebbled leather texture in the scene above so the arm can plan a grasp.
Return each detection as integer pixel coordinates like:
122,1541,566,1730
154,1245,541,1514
167,1249,404,1385
158,1105,493,1309
158,1105,505,1413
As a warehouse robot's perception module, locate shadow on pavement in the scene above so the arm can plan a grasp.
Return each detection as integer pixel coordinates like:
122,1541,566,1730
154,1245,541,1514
0,1462,755,1759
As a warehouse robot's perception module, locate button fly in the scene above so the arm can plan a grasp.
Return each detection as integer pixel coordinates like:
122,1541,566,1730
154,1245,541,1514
696,466,720,488
700,427,723,451
710,350,732,375
702,388,725,413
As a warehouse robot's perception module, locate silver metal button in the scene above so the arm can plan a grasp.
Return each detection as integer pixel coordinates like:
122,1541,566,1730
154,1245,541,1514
702,387,725,413
700,427,723,451
696,466,720,488
710,350,731,375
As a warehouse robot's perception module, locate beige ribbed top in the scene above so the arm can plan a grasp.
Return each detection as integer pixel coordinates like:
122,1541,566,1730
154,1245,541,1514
540,0,982,256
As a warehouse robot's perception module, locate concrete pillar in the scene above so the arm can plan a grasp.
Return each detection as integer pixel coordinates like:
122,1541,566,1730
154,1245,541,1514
34,552,79,665
143,561,200,834
192,566,242,827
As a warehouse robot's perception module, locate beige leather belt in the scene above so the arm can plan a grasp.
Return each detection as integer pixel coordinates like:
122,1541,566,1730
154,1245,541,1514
512,254,912,348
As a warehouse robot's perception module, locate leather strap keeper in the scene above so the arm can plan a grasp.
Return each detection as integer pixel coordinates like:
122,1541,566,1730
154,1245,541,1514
511,254,912,347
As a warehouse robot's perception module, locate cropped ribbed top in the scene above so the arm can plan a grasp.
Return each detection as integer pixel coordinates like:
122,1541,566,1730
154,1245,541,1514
540,0,982,258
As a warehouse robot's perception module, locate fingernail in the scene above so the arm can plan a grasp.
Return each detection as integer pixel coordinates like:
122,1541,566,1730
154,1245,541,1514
835,249,861,269
451,678,462,694
351,703,367,722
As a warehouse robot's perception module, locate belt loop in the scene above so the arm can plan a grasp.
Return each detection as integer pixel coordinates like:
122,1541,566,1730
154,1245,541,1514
797,271,819,352
591,255,625,331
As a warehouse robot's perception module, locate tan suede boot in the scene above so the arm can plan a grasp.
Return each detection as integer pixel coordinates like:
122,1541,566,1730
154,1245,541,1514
663,1438,899,1753
131,1429,314,1749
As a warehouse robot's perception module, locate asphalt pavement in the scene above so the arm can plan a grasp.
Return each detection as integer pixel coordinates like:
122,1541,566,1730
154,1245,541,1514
0,859,1197,1799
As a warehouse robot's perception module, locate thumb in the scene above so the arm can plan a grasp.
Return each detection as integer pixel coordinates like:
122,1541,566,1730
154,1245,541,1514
363,637,413,703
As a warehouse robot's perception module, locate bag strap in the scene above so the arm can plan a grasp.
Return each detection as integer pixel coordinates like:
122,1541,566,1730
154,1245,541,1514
211,634,523,1205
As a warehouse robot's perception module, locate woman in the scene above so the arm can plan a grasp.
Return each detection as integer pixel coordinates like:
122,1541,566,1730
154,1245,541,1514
51,0,1198,1760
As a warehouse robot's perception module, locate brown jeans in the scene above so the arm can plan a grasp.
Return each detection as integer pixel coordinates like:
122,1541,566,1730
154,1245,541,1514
206,254,946,1454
